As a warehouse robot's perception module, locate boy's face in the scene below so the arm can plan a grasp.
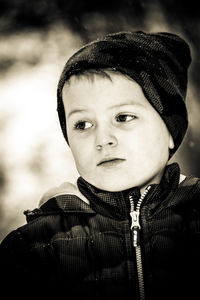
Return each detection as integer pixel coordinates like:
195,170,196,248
62,72,174,192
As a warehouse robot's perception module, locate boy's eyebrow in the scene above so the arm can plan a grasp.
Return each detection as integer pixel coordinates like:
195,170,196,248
108,102,146,109
67,109,87,119
67,101,145,118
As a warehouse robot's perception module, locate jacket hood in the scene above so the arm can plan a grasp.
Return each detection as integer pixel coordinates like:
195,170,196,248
39,181,90,207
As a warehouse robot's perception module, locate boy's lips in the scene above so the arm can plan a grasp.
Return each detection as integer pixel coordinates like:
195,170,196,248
97,158,126,166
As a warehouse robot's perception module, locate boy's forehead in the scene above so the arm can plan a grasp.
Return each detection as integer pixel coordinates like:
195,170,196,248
62,70,139,96
62,72,150,117
63,70,128,87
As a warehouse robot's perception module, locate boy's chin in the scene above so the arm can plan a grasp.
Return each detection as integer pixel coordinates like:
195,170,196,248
91,181,137,192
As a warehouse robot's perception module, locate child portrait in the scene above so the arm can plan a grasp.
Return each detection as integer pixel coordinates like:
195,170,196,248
0,2,200,300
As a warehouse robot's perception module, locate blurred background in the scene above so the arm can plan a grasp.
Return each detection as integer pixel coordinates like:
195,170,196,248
0,0,200,241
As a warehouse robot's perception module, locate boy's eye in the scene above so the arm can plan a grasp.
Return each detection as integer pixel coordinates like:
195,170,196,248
74,120,93,130
116,114,136,122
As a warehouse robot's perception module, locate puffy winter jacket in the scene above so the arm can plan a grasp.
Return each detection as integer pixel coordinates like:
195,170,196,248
0,163,200,300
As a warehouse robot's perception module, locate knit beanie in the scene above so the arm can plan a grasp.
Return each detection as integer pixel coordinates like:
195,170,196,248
57,31,191,154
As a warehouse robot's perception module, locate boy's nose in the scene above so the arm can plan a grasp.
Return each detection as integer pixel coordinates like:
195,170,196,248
95,131,118,150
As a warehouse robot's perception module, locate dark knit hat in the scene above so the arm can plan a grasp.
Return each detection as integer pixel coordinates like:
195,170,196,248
57,31,191,154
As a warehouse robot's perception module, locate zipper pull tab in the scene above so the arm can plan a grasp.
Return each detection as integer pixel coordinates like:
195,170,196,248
130,211,141,247
130,210,140,229
133,226,140,247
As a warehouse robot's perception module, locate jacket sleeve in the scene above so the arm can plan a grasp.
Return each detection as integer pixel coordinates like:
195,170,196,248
0,229,31,296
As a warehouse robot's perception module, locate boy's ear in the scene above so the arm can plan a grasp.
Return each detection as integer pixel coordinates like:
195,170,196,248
169,134,175,149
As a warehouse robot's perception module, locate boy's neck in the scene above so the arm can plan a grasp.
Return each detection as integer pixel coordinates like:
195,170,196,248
139,166,167,195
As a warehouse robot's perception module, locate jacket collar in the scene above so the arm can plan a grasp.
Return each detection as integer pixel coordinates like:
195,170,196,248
142,162,181,210
77,163,181,220
25,163,181,222
77,176,140,220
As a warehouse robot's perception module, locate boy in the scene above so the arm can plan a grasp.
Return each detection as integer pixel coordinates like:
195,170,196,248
0,31,200,300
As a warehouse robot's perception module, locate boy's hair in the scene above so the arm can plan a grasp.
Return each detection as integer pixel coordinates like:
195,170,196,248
57,31,191,155
64,68,113,83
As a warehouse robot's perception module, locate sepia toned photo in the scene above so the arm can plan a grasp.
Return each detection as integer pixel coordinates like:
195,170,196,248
0,1,200,299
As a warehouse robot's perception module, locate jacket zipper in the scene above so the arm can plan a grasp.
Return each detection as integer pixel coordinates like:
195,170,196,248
129,186,151,300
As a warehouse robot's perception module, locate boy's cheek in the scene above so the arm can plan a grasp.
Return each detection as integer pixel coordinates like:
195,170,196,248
70,133,99,155
70,144,95,170
68,135,84,151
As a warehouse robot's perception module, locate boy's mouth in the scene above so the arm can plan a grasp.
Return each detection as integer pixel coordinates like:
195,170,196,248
97,158,126,167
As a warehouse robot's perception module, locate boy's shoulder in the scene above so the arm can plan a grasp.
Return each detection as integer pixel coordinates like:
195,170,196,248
0,181,94,249
180,173,200,188
23,181,94,223
172,173,200,208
